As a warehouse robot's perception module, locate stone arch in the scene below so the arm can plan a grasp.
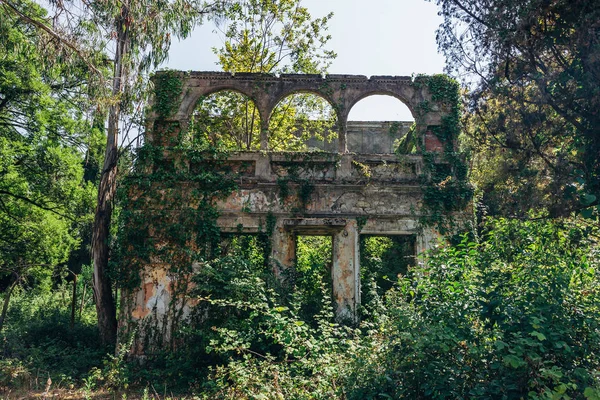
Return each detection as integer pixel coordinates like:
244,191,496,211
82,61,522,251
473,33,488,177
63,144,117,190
266,89,339,122
345,93,416,154
187,88,264,151
345,90,417,122
147,72,447,152
266,90,338,151
181,86,267,123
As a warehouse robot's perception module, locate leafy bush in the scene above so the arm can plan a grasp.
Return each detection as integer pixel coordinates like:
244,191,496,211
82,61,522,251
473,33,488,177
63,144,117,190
190,256,355,399
5,217,598,400
1,283,106,389
345,218,600,399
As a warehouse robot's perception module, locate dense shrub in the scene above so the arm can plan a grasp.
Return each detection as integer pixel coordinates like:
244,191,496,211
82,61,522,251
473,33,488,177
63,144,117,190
3,218,599,399
345,218,600,399
1,281,106,390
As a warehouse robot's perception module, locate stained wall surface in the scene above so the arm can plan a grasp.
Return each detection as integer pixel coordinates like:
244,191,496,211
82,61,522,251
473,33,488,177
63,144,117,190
121,72,458,353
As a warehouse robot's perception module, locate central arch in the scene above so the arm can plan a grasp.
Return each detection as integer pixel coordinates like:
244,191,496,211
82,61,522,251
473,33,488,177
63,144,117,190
346,93,416,154
267,91,338,151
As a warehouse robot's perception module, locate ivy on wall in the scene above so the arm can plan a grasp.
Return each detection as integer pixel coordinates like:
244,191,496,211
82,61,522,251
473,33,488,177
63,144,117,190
152,70,185,119
113,116,239,347
413,74,473,235
113,72,473,348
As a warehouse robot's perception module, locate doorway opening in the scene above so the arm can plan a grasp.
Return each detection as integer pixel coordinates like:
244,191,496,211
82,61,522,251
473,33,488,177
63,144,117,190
294,235,334,320
360,235,416,304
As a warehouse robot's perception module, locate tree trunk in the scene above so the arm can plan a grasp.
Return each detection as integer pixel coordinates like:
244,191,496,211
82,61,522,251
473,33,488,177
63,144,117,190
91,3,130,346
79,282,87,319
70,272,77,329
0,277,18,332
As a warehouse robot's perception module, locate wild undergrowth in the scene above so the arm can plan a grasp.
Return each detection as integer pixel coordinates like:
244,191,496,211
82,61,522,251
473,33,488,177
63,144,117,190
2,218,599,399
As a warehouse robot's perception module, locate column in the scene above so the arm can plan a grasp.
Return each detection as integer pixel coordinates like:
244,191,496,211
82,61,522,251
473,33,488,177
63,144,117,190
337,116,348,153
270,223,296,284
416,226,439,254
332,220,360,322
149,119,182,147
260,119,269,150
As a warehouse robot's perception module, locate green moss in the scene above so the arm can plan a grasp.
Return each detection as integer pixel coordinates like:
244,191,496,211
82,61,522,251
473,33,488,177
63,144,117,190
409,75,473,234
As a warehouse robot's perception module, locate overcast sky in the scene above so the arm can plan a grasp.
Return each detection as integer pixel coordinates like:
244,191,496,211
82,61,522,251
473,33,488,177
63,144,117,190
163,0,445,121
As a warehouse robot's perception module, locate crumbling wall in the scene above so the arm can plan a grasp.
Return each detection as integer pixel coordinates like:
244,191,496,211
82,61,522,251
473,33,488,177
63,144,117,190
118,72,470,354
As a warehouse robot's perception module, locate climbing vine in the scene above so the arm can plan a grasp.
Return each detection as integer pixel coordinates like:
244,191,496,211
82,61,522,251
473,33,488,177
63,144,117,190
114,71,240,347
412,74,473,235
115,72,473,350
153,70,185,119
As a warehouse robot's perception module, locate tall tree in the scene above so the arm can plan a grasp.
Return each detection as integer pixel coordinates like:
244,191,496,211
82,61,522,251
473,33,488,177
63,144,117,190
431,0,600,218
0,0,96,331
1,0,221,344
85,0,218,344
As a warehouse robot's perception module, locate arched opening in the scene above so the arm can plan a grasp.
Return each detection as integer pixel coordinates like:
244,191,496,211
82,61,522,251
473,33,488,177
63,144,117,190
268,93,337,151
347,95,415,154
188,90,262,151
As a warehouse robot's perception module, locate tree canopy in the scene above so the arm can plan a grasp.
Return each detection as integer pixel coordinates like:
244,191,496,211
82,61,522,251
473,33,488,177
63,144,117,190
0,0,97,330
432,0,600,218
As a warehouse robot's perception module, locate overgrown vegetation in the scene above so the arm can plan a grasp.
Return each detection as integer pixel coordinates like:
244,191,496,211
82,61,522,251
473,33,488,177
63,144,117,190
2,0,600,398
6,218,598,399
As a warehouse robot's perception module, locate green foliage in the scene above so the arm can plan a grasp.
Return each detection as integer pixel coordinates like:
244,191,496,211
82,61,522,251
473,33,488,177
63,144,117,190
267,93,337,151
153,71,184,119
413,75,473,234
112,217,600,398
346,218,600,399
187,0,337,152
113,143,238,292
190,91,263,150
0,283,106,388
293,236,333,319
432,0,600,219
360,236,415,301
0,0,98,332
215,0,335,75
185,254,354,398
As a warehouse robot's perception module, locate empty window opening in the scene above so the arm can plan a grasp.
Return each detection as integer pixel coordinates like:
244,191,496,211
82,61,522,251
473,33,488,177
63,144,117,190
218,234,269,270
268,93,337,151
189,90,262,151
347,95,415,154
360,235,416,303
294,235,334,319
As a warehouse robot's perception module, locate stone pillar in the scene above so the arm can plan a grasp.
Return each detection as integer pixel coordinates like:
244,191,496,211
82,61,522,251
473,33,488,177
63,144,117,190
337,115,348,153
424,127,444,153
149,120,183,147
270,223,296,283
260,119,269,150
255,153,271,180
416,227,438,254
332,220,360,322
336,154,353,180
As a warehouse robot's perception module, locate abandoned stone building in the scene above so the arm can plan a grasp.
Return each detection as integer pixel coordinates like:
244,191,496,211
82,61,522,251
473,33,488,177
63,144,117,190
119,71,468,352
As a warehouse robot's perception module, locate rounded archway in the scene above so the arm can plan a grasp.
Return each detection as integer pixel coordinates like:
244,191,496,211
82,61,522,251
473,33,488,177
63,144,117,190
188,89,262,151
267,92,337,151
347,95,415,154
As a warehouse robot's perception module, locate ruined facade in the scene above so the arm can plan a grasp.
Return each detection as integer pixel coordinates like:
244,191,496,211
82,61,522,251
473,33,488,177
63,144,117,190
120,72,466,352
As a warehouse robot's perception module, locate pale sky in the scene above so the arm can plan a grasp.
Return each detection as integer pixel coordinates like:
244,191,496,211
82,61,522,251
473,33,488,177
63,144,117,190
163,0,445,121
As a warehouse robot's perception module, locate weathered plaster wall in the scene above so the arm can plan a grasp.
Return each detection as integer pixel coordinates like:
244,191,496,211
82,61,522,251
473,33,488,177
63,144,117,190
121,72,461,354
